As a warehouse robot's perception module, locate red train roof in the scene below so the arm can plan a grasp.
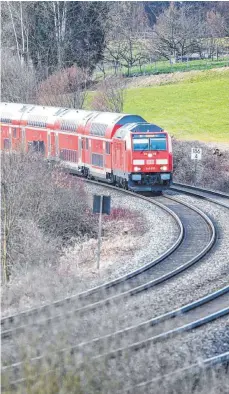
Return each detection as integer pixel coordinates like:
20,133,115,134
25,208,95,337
0,103,146,137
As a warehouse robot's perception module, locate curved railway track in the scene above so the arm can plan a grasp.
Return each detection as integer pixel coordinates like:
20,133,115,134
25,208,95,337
170,182,229,207
2,182,229,390
3,285,229,384
123,351,229,394
1,186,217,337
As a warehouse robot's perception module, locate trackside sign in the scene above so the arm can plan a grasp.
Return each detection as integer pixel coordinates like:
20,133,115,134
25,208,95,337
191,147,202,160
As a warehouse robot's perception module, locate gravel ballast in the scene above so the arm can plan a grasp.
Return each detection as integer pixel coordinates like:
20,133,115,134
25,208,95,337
2,191,229,391
72,182,179,288
57,192,229,343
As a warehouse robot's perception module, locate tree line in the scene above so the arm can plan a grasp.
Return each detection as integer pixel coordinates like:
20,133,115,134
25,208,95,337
1,1,229,106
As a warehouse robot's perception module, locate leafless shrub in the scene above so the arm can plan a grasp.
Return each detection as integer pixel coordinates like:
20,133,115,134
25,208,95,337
1,151,96,283
36,66,89,108
173,139,229,192
1,51,37,103
90,76,126,112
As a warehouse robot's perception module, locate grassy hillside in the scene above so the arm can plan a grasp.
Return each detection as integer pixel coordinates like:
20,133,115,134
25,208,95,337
124,69,229,142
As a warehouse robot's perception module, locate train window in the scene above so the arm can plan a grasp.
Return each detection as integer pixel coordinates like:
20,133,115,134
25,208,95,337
105,142,110,155
92,153,103,167
150,138,166,151
133,138,149,151
4,138,10,149
1,118,11,123
90,123,107,136
28,141,45,154
13,128,17,138
60,149,78,162
86,139,89,150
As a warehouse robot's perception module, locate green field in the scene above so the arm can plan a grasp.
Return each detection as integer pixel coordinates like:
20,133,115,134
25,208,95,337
124,58,229,77
95,58,229,80
124,69,229,142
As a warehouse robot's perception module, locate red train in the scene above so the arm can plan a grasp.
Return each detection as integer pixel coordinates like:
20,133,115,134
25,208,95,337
0,102,173,192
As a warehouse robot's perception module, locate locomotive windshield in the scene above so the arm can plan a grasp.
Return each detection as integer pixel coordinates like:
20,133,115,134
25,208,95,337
132,134,167,151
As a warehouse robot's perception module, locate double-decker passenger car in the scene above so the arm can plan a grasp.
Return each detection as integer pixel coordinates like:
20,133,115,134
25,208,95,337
0,102,173,192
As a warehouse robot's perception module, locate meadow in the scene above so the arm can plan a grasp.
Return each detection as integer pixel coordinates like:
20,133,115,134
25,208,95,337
124,69,229,142
97,58,229,79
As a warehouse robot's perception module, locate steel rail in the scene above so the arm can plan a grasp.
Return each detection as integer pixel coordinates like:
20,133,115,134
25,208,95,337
1,191,216,339
1,185,183,332
1,195,216,340
4,181,225,333
170,182,229,208
3,285,228,375
2,182,228,390
172,182,229,198
94,306,229,361
3,286,229,385
122,351,229,393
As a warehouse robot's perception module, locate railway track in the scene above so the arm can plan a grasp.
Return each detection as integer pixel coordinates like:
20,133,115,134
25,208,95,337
1,186,216,338
123,351,229,394
2,182,229,390
3,285,229,384
171,182,229,207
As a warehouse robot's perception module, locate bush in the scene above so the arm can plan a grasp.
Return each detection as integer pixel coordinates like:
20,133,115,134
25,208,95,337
172,139,229,192
90,76,125,113
1,51,37,103
36,66,88,108
1,152,97,282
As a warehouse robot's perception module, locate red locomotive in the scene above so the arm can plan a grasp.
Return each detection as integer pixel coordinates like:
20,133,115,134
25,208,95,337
0,102,173,192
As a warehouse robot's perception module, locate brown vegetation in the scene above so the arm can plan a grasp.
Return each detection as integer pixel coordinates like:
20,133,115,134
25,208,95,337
1,152,146,315
36,66,88,108
90,76,126,113
1,152,97,283
173,139,229,192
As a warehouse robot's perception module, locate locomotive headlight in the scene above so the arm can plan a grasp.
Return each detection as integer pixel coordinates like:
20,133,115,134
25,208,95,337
160,166,168,171
134,166,141,172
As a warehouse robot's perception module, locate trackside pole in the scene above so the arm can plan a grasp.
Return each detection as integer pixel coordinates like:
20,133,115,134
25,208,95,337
97,196,103,270
194,158,197,187
93,194,111,270
191,147,202,187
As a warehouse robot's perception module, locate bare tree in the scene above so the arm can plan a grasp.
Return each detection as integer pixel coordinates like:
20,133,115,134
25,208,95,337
151,4,203,62
90,76,126,113
205,10,227,60
1,51,37,103
1,1,31,64
105,2,150,76
36,66,89,108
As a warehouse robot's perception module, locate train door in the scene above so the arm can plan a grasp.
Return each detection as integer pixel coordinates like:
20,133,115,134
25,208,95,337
8,127,12,151
28,141,45,154
78,136,82,167
47,132,51,157
81,137,86,165
21,127,25,151
49,132,55,157
55,133,59,157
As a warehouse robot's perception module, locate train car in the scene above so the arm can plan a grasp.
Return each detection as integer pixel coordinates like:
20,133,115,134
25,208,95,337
112,123,172,192
0,102,173,192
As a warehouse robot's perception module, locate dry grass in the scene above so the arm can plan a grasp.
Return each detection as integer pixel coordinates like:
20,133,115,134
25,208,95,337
1,152,144,316
1,211,145,316
2,321,228,394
